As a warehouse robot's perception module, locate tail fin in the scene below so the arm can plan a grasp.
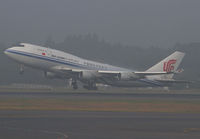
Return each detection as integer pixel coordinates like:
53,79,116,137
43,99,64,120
146,51,185,80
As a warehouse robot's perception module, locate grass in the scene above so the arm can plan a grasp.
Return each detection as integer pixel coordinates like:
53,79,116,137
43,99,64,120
0,98,200,113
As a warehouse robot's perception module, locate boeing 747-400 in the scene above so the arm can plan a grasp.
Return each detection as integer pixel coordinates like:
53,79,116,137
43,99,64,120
4,43,186,90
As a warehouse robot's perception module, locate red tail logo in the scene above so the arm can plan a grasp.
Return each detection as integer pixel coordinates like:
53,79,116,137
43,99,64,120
163,59,176,72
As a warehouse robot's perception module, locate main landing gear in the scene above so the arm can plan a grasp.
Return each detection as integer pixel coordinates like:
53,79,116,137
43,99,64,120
83,81,97,90
70,79,97,90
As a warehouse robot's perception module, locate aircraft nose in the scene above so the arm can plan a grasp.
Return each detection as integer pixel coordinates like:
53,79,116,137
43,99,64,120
4,48,13,56
4,48,9,55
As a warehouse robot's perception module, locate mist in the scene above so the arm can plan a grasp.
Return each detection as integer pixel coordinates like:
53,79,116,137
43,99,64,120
1,0,200,47
0,0,200,87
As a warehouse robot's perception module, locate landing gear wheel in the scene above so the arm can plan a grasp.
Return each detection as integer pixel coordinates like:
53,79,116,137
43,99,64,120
83,85,98,90
72,80,78,90
83,81,98,90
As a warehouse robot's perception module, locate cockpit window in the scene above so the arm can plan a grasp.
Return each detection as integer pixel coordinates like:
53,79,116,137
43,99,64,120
12,43,25,47
18,44,25,47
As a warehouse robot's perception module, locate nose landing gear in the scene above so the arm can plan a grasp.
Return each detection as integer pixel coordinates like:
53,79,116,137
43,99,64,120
19,64,24,75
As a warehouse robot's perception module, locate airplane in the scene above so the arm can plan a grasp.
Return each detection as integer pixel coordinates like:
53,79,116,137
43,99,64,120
4,43,186,90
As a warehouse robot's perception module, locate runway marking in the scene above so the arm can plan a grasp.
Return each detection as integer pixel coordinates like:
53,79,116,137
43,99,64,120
0,126,69,139
184,128,200,134
42,130,69,139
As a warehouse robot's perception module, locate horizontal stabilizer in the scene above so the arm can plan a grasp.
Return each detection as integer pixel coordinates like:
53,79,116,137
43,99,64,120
156,79,191,84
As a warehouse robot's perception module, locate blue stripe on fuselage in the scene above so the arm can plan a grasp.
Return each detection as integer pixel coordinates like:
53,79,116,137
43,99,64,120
5,49,90,69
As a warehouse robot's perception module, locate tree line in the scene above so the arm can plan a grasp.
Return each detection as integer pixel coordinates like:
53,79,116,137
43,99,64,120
0,34,199,87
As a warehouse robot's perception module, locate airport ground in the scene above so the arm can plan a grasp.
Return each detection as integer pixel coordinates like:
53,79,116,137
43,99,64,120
0,87,200,139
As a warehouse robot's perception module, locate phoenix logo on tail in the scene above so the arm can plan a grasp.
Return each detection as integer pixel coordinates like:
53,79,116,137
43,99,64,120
163,59,177,72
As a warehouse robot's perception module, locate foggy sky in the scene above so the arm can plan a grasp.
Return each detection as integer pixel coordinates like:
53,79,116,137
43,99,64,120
0,0,200,47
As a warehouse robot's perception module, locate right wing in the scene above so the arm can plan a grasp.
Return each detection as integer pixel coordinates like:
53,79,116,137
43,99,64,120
51,66,174,80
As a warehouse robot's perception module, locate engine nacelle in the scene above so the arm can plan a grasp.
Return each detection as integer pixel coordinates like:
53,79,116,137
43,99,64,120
120,72,139,80
44,71,61,79
80,71,99,80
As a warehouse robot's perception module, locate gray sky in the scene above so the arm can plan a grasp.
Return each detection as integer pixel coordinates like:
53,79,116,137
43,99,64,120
0,0,200,47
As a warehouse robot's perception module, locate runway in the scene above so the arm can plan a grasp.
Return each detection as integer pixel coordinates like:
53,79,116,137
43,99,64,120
0,90,200,138
0,111,200,139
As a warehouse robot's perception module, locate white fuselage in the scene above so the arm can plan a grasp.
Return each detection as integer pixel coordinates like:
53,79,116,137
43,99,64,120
5,44,129,72
5,43,180,87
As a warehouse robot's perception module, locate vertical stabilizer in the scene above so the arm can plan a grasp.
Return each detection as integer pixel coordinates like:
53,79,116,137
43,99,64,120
146,51,185,80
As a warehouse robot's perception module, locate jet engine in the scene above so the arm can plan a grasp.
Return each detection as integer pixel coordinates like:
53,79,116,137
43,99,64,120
120,72,139,80
80,71,99,79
